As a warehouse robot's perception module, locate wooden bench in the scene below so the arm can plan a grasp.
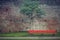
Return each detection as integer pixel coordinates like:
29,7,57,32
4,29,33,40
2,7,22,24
28,30,57,34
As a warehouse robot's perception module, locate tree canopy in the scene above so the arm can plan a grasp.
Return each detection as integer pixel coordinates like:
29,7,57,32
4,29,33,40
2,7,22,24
20,0,45,19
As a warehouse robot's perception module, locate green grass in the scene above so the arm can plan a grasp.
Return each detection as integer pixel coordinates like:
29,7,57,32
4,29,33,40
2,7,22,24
0,32,29,37
0,32,60,37
55,32,60,36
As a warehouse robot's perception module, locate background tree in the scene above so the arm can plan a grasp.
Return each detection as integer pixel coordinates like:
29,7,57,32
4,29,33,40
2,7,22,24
20,0,45,19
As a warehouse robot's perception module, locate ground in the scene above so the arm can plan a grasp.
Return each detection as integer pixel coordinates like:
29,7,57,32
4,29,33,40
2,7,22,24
0,31,60,37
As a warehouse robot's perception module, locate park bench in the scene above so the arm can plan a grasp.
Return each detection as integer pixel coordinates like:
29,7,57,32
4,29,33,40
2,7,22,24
28,30,57,35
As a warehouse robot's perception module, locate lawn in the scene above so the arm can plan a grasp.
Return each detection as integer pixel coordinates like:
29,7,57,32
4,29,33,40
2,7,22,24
0,31,60,37
0,32,29,37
